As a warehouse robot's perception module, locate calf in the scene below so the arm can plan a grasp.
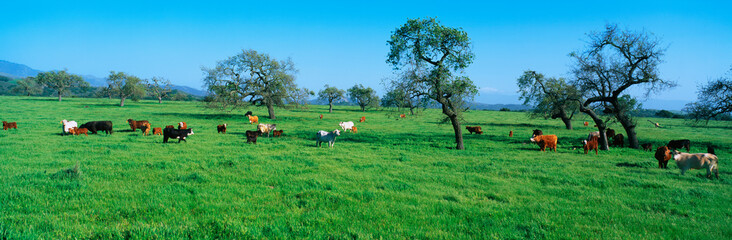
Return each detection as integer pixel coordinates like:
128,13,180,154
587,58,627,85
273,130,283,137
140,123,151,136
655,146,672,169
339,121,355,132
153,127,163,135
320,114,323,119
359,116,366,122
400,114,406,118
2,121,17,130
667,139,691,152
583,136,599,155
73,127,89,136
217,124,227,134
672,150,719,178
79,121,113,134
163,127,194,143
509,131,513,137
257,124,277,137
612,134,624,147
246,115,258,124
351,126,358,134
641,143,653,152
316,129,341,147
530,134,558,152
245,130,259,144
178,122,187,130
465,126,483,134
127,119,149,131
61,119,77,135
584,121,589,127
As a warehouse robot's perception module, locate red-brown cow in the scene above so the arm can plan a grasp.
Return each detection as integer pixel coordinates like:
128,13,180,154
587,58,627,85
465,126,483,134
2,121,18,130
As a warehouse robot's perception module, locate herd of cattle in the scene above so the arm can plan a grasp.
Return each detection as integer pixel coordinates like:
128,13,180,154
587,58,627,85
2,114,721,179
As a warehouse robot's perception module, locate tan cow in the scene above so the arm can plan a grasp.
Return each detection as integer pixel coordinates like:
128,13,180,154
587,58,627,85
672,150,719,178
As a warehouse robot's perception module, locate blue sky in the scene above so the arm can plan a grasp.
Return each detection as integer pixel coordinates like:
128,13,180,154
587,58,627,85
1,1,731,109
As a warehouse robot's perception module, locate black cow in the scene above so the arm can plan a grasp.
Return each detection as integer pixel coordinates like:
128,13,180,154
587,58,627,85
79,121,113,135
244,111,253,117
532,129,543,138
612,134,624,147
606,129,616,139
246,130,259,144
708,146,715,155
163,128,194,143
667,139,691,152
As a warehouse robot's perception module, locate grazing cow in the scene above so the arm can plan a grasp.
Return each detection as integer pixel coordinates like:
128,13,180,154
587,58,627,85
339,121,355,132
584,121,589,127
606,129,616,139
61,119,77,135
178,122,187,130
672,150,719,178
163,127,194,143
667,139,691,152
257,124,276,137
244,111,253,117
641,143,653,152
72,127,89,136
217,124,227,134
127,119,149,131
165,125,175,129
2,121,17,130
400,114,406,118
359,116,366,122
79,121,113,134
708,146,715,155
140,123,151,136
509,131,513,137
273,130,283,137
320,114,323,119
530,134,558,152
655,146,672,169
247,115,259,124
245,130,259,144
531,129,543,138
316,130,341,148
351,126,358,133
612,134,624,147
153,127,163,135
583,136,599,155
465,126,483,134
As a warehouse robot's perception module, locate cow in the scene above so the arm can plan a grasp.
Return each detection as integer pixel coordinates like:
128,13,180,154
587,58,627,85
509,131,513,137
400,114,406,118
672,150,719,179
465,126,483,134
273,130,283,137
531,129,543,138
163,127,194,143
359,116,366,122
153,127,163,135
606,129,616,139
140,123,151,136
178,122,187,130
217,124,227,134
655,146,672,169
641,143,653,152
530,134,558,152
79,121,113,134
351,126,358,134
316,130,341,148
244,111,253,117
587,131,600,141
245,130,259,144
72,127,89,136
61,119,77,135
165,125,175,129
257,124,276,137
339,121,355,132
583,121,589,127
708,146,715,155
320,114,323,119
612,134,624,147
583,136,599,155
127,119,149,131
247,115,259,124
667,139,691,152
2,121,17,130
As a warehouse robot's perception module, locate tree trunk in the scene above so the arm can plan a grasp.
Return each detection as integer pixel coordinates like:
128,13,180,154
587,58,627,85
58,91,62,102
449,114,464,150
158,97,162,104
616,113,639,149
579,104,609,150
360,105,366,112
329,102,333,113
560,117,573,130
120,97,126,107
410,107,415,115
267,102,276,120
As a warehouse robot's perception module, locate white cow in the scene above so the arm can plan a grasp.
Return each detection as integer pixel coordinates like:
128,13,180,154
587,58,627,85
672,150,719,178
61,119,77,135
316,130,341,147
339,121,355,132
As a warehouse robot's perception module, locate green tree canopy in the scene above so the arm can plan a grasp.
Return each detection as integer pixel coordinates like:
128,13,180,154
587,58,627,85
147,77,173,104
12,77,42,96
347,84,380,112
317,85,345,113
34,70,89,101
517,70,580,129
107,71,146,107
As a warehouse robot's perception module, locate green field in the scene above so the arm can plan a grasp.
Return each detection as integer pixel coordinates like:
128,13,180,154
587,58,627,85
0,96,730,239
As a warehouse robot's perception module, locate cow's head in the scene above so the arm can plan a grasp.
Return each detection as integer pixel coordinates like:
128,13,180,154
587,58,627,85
333,129,341,136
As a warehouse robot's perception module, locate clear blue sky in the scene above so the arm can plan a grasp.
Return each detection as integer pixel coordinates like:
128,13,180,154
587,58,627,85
2,1,731,109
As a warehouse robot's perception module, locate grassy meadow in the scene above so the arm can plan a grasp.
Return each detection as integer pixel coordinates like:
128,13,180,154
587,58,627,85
0,96,730,239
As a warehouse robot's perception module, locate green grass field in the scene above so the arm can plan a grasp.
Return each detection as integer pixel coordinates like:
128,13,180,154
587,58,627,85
0,96,730,239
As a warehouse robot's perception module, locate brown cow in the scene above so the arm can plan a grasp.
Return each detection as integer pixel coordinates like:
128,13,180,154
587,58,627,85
359,116,365,122
127,119,149,131
2,121,18,130
583,136,599,155
583,121,589,127
247,115,259,124
400,114,406,118
320,114,323,119
612,134,624,147
655,146,672,169
351,126,358,134
153,127,163,135
140,123,151,136
641,143,653,152
509,130,513,137
165,125,175,129
273,130,283,137
72,127,88,136
246,130,259,144
178,122,187,129
530,134,558,152
217,124,227,134
465,126,483,134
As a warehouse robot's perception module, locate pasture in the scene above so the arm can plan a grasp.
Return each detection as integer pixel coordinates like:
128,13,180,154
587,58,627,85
0,96,730,239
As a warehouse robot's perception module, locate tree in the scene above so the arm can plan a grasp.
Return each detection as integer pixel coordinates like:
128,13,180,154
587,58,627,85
387,17,477,150
570,24,675,149
382,70,428,115
12,77,42,96
347,84,380,112
34,70,88,101
289,87,315,108
317,85,345,113
517,70,580,130
171,91,190,101
147,77,173,104
107,71,146,107
203,49,299,120
684,67,732,122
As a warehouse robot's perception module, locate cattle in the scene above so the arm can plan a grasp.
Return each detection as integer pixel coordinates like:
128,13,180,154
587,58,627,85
245,130,259,144
79,121,113,135
247,115,259,124
273,130,283,137
583,136,599,155
140,123,151,136
359,116,366,122
61,119,77,135
530,134,558,152
509,131,513,137
612,134,624,147
351,126,358,134
316,130,341,148
72,127,89,136
587,131,600,141
320,114,323,119
583,121,589,127
708,146,715,155
153,127,163,135
654,146,672,169
163,127,194,143
165,125,175,129
400,114,406,118
178,122,187,130
606,129,616,139
244,111,253,117
339,121,355,132
465,126,483,134
257,124,277,137
2,121,17,130
531,129,543,138
127,119,149,131
672,150,719,179
217,124,227,134
641,143,653,152
667,139,691,152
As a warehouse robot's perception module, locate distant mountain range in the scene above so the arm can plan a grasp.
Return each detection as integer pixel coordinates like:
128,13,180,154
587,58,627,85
0,60,207,96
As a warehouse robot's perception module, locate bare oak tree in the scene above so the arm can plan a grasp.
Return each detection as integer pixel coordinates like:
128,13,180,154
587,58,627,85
147,77,173,104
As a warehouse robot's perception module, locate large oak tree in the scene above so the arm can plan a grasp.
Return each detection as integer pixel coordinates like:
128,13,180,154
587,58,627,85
347,84,380,112
34,70,88,101
107,71,146,107
318,85,345,113
517,70,580,130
